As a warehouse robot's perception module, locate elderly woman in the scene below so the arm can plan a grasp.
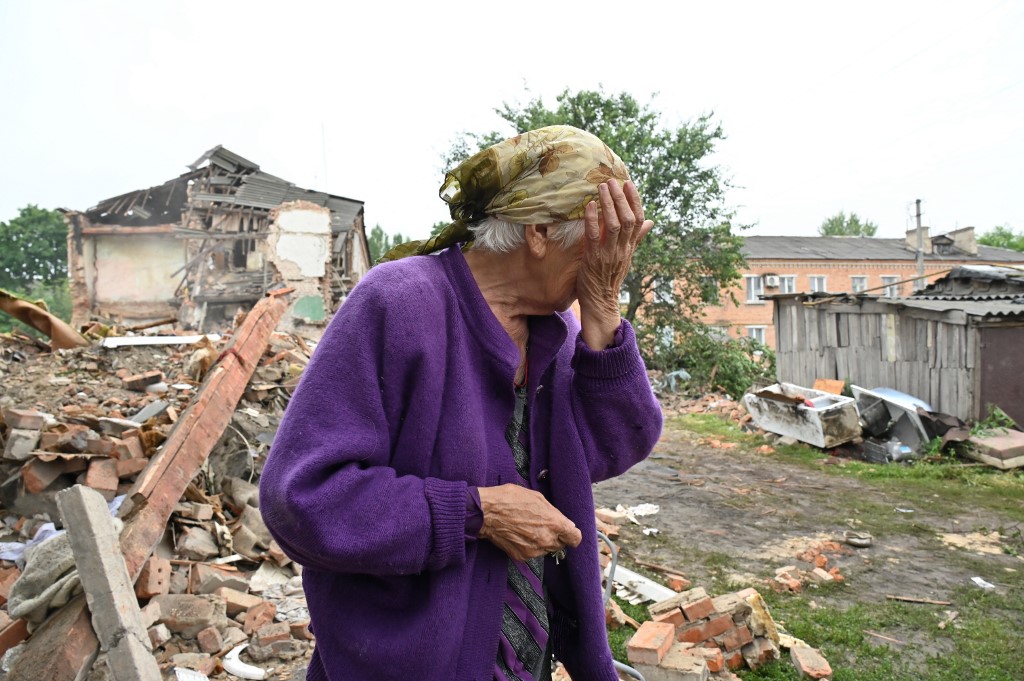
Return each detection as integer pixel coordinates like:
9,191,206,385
259,125,663,681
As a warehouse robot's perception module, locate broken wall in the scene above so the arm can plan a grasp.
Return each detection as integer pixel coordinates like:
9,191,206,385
264,201,332,337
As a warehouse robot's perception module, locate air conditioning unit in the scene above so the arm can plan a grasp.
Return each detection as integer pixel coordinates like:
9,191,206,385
764,275,780,288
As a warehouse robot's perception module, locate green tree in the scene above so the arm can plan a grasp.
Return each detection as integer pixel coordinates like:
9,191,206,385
0,205,72,335
0,205,68,289
978,224,1024,252
444,87,749,372
818,211,878,237
367,224,408,263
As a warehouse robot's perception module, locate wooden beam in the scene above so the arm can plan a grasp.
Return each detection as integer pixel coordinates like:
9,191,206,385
7,293,290,681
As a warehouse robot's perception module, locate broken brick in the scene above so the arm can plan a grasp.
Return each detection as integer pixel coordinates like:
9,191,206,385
243,601,277,636
212,587,262,616
741,637,780,670
678,614,733,644
256,621,291,646
196,626,223,654
3,429,40,461
123,371,164,392
790,645,833,680
716,624,753,651
135,556,171,600
84,458,118,500
627,620,676,666
116,457,149,479
21,458,67,494
2,408,46,430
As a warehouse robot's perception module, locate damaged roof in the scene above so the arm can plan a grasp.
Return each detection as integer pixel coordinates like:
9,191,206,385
742,236,1024,263
82,145,364,231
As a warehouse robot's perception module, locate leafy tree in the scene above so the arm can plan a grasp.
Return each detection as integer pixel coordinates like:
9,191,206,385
978,224,1024,252
367,224,408,263
429,221,449,239
0,205,68,289
0,205,72,335
818,211,878,237
444,87,749,371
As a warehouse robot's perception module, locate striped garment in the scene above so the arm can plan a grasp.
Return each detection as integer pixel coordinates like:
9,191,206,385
495,384,551,681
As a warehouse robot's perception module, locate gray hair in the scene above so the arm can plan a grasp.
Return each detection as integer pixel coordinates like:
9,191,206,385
467,216,586,253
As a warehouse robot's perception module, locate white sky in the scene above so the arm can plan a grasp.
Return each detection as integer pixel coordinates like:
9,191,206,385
2,1,1021,240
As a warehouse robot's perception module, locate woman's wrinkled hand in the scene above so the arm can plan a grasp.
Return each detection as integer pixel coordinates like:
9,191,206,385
477,484,582,562
577,179,654,349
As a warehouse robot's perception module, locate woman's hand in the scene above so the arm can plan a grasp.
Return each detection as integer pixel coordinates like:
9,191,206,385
477,484,582,562
577,179,654,350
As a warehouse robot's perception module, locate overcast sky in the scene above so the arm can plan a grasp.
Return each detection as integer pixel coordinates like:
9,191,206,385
2,1,1021,241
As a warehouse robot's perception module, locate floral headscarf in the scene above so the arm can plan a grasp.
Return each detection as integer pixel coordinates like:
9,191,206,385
378,125,630,262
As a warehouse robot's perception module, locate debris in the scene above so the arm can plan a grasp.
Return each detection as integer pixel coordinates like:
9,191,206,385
99,335,222,349
223,643,269,680
811,378,845,395
843,530,873,548
966,429,1024,470
789,645,833,680
885,595,952,605
863,630,905,645
743,382,860,448
971,576,997,590
937,610,959,629
56,485,161,681
605,564,677,604
0,290,88,350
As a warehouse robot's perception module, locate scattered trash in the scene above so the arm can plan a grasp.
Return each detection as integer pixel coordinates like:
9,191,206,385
843,531,873,548
642,528,660,537
971,576,997,590
743,382,860,448
223,644,269,680
617,503,660,525
938,610,959,629
895,508,915,513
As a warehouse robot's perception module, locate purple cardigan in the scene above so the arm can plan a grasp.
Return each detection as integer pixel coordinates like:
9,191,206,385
259,246,662,681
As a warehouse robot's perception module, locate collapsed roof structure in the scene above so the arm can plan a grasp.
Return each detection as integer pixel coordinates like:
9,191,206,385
64,146,370,333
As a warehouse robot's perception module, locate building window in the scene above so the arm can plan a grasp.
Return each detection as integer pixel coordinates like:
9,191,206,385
745,275,764,303
808,276,827,293
709,325,729,340
746,326,766,344
882,276,901,298
654,278,675,304
779,275,796,294
700,276,721,305
851,276,868,293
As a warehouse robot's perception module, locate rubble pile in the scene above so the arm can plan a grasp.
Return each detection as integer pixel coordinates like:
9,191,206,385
627,586,832,680
0,307,315,680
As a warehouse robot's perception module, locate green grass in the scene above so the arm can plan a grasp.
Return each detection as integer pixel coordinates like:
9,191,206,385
610,413,1024,680
674,413,1024,525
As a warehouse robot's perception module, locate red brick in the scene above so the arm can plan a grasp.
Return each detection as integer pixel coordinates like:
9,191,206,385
0,618,28,658
196,626,223,654
289,620,314,640
212,587,263,616
84,458,118,499
716,624,754,651
116,457,149,479
0,568,21,606
626,620,675,666
678,614,734,644
39,432,61,450
86,438,114,456
123,371,164,391
666,574,692,592
243,601,277,636
135,556,171,599
723,649,745,670
21,458,67,494
652,608,685,628
649,587,709,618
658,642,709,676
256,621,291,646
742,637,780,670
2,408,46,430
695,646,725,673
680,595,716,622
790,645,833,680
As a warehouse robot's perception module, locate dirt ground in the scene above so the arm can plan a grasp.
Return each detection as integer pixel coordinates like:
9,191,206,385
593,421,1022,604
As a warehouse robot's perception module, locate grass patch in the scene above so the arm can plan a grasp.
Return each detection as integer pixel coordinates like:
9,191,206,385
674,414,1024,525
607,595,650,662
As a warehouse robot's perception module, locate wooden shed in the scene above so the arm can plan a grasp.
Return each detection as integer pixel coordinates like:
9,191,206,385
771,271,1024,424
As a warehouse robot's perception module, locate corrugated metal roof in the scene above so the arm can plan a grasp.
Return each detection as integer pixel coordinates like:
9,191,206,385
742,236,1024,263
890,297,1024,318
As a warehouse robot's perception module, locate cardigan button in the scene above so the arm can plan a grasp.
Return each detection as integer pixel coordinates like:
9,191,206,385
538,469,549,480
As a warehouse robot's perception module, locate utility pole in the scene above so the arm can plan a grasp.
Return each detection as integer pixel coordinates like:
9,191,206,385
915,199,924,289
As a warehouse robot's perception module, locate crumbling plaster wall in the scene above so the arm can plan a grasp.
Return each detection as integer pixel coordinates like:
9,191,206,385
264,201,333,337
93,235,184,303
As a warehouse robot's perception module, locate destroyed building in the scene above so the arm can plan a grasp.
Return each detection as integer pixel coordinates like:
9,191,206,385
770,265,1024,425
64,146,370,334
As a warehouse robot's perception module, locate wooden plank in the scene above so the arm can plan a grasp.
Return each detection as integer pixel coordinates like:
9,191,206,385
837,313,850,347
9,294,290,681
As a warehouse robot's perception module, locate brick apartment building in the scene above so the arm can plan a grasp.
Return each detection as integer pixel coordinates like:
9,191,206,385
702,227,1024,349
